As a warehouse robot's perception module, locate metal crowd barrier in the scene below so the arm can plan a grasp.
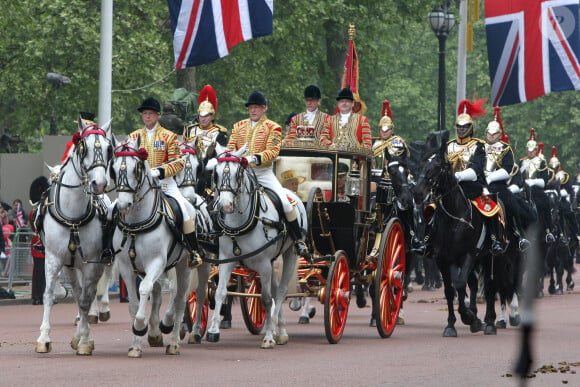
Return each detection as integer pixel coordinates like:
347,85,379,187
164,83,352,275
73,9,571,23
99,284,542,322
1,229,34,289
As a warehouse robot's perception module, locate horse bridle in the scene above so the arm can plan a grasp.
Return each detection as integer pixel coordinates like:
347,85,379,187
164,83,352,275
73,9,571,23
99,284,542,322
176,144,199,188
113,145,151,199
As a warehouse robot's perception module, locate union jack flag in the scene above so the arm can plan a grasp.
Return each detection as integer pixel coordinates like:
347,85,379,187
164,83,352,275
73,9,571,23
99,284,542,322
485,0,580,106
168,0,274,69
14,203,25,229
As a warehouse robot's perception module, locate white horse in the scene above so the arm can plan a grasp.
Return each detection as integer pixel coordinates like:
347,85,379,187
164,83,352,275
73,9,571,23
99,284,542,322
110,137,192,357
175,139,214,343
36,117,114,355
207,145,306,348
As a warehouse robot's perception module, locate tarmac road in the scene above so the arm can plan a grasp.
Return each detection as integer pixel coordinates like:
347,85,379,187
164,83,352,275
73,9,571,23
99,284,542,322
1,276,579,387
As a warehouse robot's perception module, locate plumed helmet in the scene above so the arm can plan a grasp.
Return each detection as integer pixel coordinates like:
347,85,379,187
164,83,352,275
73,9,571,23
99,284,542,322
486,106,509,143
526,128,538,153
245,90,267,107
198,85,218,117
336,87,354,101
455,98,487,126
537,143,545,160
138,97,161,113
378,100,394,130
549,146,560,169
304,85,321,100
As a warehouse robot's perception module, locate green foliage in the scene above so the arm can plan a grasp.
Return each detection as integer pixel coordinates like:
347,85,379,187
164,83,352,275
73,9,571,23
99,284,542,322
0,0,578,170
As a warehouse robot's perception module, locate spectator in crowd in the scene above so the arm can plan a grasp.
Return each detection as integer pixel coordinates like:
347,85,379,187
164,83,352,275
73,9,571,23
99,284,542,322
0,207,13,273
9,199,27,229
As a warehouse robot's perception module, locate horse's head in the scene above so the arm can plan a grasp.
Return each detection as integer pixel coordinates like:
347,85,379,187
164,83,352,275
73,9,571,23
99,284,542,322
412,130,451,205
176,138,205,200
384,152,413,211
72,116,114,194
111,136,150,215
213,145,251,214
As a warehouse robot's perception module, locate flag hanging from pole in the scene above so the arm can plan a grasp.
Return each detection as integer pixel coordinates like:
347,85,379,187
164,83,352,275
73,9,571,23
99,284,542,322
168,0,274,69
484,0,580,106
339,24,367,114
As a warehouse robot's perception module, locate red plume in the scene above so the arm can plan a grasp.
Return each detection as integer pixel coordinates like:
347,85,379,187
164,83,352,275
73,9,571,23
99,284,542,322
457,98,487,118
551,146,558,159
528,128,536,141
381,100,393,120
538,142,545,157
198,85,218,113
493,106,509,143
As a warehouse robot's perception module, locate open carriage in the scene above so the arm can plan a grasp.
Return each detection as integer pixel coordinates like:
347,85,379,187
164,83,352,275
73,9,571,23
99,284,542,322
184,138,407,345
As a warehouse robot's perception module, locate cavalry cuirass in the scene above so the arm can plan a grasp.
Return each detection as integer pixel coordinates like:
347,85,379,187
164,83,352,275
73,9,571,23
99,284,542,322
555,170,570,185
483,142,507,174
185,123,226,156
372,135,408,170
520,156,543,179
448,140,478,172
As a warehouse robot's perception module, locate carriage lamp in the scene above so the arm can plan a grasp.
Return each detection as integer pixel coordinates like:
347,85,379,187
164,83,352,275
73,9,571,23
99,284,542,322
428,3,455,132
345,170,361,197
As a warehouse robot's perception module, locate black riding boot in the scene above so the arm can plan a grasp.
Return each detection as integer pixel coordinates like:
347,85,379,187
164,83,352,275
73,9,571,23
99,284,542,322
100,220,116,265
489,215,508,256
184,232,203,269
287,219,311,260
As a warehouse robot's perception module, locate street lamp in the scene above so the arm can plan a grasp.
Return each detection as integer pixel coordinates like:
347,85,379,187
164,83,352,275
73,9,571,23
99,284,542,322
428,4,455,132
46,72,71,135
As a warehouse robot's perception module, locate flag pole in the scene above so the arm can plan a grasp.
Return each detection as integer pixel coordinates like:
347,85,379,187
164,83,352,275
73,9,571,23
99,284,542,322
98,0,113,126
456,0,468,108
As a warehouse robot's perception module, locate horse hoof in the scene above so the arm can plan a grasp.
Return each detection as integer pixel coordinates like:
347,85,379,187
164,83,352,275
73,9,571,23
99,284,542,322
356,295,367,308
127,347,142,358
179,326,188,341
288,298,301,311
555,287,563,295
70,336,80,350
76,342,93,355
275,335,289,345
298,316,310,324
159,321,174,334
148,334,164,347
35,341,52,353
443,327,457,337
484,324,497,335
536,290,544,299
188,333,202,344
548,284,556,295
132,325,148,337
165,344,180,355
88,315,99,325
495,320,507,329
396,316,405,326
220,320,232,329
509,315,521,327
470,319,483,333
369,318,376,327
261,339,276,349
206,332,220,343
74,317,80,326
98,311,110,322
567,281,575,291
308,307,316,319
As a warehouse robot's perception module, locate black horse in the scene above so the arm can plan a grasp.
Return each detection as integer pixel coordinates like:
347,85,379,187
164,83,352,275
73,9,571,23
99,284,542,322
412,131,498,337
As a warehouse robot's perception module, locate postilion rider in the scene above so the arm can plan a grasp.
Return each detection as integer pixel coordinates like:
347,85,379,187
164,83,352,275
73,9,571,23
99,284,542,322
226,90,310,259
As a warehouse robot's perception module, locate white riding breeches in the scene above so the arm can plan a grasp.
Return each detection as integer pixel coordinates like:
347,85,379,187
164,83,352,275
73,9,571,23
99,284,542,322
159,177,195,222
253,166,293,215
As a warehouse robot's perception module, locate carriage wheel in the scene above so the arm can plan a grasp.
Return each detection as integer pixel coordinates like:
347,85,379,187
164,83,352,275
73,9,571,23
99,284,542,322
323,250,350,344
186,290,208,338
374,218,406,338
240,274,265,335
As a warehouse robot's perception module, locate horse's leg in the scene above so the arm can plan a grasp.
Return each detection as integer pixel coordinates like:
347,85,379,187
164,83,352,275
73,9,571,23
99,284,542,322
467,271,478,316
256,260,275,349
88,295,99,325
274,249,298,345
35,255,63,353
440,266,458,337
482,256,497,335
509,293,520,326
147,280,164,348
207,261,235,343
453,256,482,333
189,263,211,344
134,263,164,339
98,264,113,322
119,268,144,358
165,260,190,355
159,269,177,335
74,264,104,355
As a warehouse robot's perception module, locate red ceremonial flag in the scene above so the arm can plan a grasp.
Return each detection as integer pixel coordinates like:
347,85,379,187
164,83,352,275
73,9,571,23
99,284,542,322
339,24,367,114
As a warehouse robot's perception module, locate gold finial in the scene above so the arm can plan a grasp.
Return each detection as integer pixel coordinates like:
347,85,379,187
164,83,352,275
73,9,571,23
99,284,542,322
348,24,355,40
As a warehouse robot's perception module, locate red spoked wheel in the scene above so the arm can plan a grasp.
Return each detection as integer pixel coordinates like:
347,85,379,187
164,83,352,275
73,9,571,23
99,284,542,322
323,250,350,344
374,218,406,338
240,273,265,335
186,290,208,338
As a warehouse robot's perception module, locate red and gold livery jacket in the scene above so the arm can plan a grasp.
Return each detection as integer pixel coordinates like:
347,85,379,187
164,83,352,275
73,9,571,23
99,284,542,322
129,125,184,178
227,116,282,168
320,113,372,149
284,110,329,143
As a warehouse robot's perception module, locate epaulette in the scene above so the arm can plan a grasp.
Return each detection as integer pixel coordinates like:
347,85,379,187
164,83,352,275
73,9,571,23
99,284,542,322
215,124,228,133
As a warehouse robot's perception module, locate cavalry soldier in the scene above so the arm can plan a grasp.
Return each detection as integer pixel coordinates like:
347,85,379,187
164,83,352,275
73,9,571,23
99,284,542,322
448,99,507,255
371,100,410,171
283,85,329,144
320,87,372,151
519,129,554,242
483,107,530,251
183,84,228,158
547,146,579,243
227,90,310,259
102,97,202,268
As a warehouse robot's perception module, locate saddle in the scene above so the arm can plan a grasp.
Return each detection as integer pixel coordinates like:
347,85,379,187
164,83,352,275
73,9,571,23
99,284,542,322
263,187,297,223
161,194,184,241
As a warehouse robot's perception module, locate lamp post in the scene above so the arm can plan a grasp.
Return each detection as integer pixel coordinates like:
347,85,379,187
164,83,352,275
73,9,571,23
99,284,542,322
46,72,71,135
428,4,455,132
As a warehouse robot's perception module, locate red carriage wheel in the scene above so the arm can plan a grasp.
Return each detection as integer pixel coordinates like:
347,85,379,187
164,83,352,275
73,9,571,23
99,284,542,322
324,250,350,344
186,290,208,339
374,218,406,338
240,273,265,335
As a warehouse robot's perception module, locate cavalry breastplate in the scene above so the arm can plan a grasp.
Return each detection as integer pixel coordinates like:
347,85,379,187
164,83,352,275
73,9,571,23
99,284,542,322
448,140,477,172
520,157,542,179
556,170,570,185
372,136,407,171
484,142,506,173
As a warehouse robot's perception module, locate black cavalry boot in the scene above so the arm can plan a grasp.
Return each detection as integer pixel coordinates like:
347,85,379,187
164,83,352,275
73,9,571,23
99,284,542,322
287,219,311,261
489,215,508,256
100,220,116,265
184,231,203,269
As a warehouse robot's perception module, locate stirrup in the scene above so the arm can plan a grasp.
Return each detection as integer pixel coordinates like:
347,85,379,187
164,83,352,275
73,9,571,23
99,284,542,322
188,252,203,269
546,233,556,243
518,238,531,252
491,239,508,256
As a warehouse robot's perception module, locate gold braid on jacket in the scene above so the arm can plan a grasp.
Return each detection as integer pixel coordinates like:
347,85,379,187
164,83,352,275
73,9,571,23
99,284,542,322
227,116,282,168
129,126,184,178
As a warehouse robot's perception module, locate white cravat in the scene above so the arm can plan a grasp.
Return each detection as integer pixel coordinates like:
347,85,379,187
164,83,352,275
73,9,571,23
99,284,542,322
145,123,158,140
305,109,317,125
251,120,258,128
340,113,350,127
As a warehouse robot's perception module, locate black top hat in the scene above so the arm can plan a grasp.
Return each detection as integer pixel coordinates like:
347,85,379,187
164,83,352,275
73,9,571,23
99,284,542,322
138,97,161,113
79,111,96,121
336,88,354,101
304,85,321,100
245,90,267,107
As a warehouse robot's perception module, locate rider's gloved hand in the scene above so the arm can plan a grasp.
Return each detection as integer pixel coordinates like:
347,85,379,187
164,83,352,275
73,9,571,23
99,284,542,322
248,155,261,166
150,168,161,178
508,184,521,194
454,168,476,182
